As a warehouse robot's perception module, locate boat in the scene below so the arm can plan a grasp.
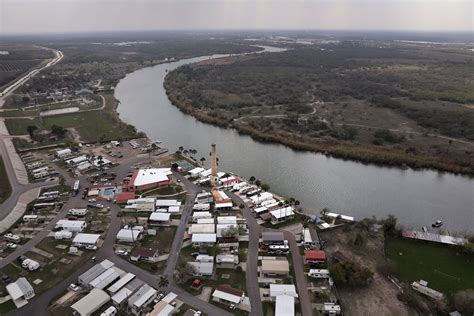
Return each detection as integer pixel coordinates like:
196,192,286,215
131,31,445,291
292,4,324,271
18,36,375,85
432,220,443,228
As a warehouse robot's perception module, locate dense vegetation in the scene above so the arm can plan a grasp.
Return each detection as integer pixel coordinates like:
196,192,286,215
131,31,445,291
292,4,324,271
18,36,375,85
0,157,12,204
165,42,474,174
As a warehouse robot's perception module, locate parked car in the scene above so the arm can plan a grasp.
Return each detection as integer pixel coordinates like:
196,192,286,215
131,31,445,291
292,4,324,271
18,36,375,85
153,293,165,303
6,243,17,249
1,274,11,285
88,198,96,203
117,250,128,256
85,245,97,250
68,283,80,291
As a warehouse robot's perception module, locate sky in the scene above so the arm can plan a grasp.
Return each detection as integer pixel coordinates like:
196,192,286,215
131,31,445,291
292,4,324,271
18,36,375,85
1,0,472,34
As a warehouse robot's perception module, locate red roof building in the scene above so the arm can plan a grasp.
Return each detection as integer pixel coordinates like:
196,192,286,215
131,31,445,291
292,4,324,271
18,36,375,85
304,250,326,264
122,168,172,192
115,192,135,204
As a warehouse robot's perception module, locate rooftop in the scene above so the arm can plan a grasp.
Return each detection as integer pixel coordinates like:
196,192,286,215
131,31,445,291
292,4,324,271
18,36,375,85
133,168,172,186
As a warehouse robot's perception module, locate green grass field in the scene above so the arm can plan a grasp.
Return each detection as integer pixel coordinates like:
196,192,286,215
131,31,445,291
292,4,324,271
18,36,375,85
0,156,12,203
385,237,474,297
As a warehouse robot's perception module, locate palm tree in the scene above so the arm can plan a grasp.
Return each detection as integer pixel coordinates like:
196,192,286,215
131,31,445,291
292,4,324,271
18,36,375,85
200,157,206,166
147,143,158,164
158,276,169,288
178,146,184,152
128,221,136,243
249,176,256,183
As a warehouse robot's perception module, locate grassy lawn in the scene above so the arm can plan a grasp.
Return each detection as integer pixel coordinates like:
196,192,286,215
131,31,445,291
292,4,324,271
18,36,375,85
5,94,140,143
262,301,275,316
385,237,474,297
0,156,12,203
207,268,246,291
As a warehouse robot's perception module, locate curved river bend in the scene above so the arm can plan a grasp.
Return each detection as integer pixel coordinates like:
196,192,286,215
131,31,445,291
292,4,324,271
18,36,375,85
115,48,473,233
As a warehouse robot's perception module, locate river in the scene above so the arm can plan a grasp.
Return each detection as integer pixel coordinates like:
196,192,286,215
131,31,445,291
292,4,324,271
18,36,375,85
115,47,473,234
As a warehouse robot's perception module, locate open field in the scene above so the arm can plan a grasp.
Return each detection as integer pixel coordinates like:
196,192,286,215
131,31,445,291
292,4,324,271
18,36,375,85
5,94,142,147
0,157,12,203
165,43,474,174
385,237,474,298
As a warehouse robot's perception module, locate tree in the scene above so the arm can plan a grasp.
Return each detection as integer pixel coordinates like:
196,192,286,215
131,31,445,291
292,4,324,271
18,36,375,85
461,242,474,255
158,276,169,288
261,183,270,191
454,289,474,315
383,215,398,236
255,179,261,187
178,146,184,152
26,125,38,137
249,176,256,183
200,157,206,166
50,124,67,138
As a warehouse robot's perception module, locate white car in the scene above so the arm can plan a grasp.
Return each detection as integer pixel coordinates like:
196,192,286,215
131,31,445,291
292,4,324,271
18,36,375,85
6,243,17,249
117,250,128,256
85,245,97,250
88,198,96,203
68,283,80,291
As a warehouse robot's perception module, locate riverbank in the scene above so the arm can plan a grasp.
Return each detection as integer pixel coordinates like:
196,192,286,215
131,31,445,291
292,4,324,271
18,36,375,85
164,82,474,176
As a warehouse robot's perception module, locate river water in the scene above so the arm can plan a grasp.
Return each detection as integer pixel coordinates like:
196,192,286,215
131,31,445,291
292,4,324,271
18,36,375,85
115,47,473,233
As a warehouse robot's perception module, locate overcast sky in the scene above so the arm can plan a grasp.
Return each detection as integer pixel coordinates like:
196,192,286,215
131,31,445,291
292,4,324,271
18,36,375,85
1,0,472,34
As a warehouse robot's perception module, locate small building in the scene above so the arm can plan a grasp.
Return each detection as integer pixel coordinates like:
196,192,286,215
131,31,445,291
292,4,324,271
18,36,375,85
146,300,174,316
193,203,211,211
116,192,136,204
111,278,144,306
192,211,212,221
216,254,239,268
216,216,237,224
89,266,125,290
127,284,157,315
261,259,290,276
73,233,101,248
55,219,87,233
107,273,136,295
155,199,181,208
304,250,327,265
189,224,215,234
195,254,214,263
270,207,295,223
215,201,233,212
116,228,143,243
71,288,110,316
55,148,72,158
197,218,215,224
212,285,244,306
54,230,73,240
195,191,213,204
187,261,214,276
65,155,88,166
149,212,171,224
275,295,294,316
270,284,298,298
262,231,285,245
6,277,35,308
250,192,273,205
78,260,115,286
188,167,205,176
130,247,159,262
192,233,217,247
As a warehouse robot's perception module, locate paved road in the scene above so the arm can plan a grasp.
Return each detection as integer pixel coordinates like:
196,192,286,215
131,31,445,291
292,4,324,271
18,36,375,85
228,192,263,316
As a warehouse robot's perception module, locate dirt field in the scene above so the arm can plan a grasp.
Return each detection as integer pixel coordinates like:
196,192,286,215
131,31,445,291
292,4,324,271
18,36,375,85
320,226,416,316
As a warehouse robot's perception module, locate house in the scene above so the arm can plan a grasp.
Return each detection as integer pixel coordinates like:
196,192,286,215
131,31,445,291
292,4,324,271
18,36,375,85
111,278,144,306
195,192,213,204
54,230,73,240
262,231,285,245
215,200,233,212
6,278,35,308
149,212,171,224
55,219,87,233
127,284,157,315
270,207,294,223
155,199,181,208
212,285,244,306
73,233,101,248
275,295,295,316
147,300,174,316
125,198,156,212
189,224,215,234
78,260,115,286
187,261,214,276
89,266,126,290
192,233,216,247
130,247,159,262
71,288,110,316
192,211,212,221
217,236,239,249
304,250,327,265
116,228,143,243
216,254,239,268
107,273,136,295
302,228,318,249
270,284,298,298
123,168,172,192
250,192,273,205
261,259,290,276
